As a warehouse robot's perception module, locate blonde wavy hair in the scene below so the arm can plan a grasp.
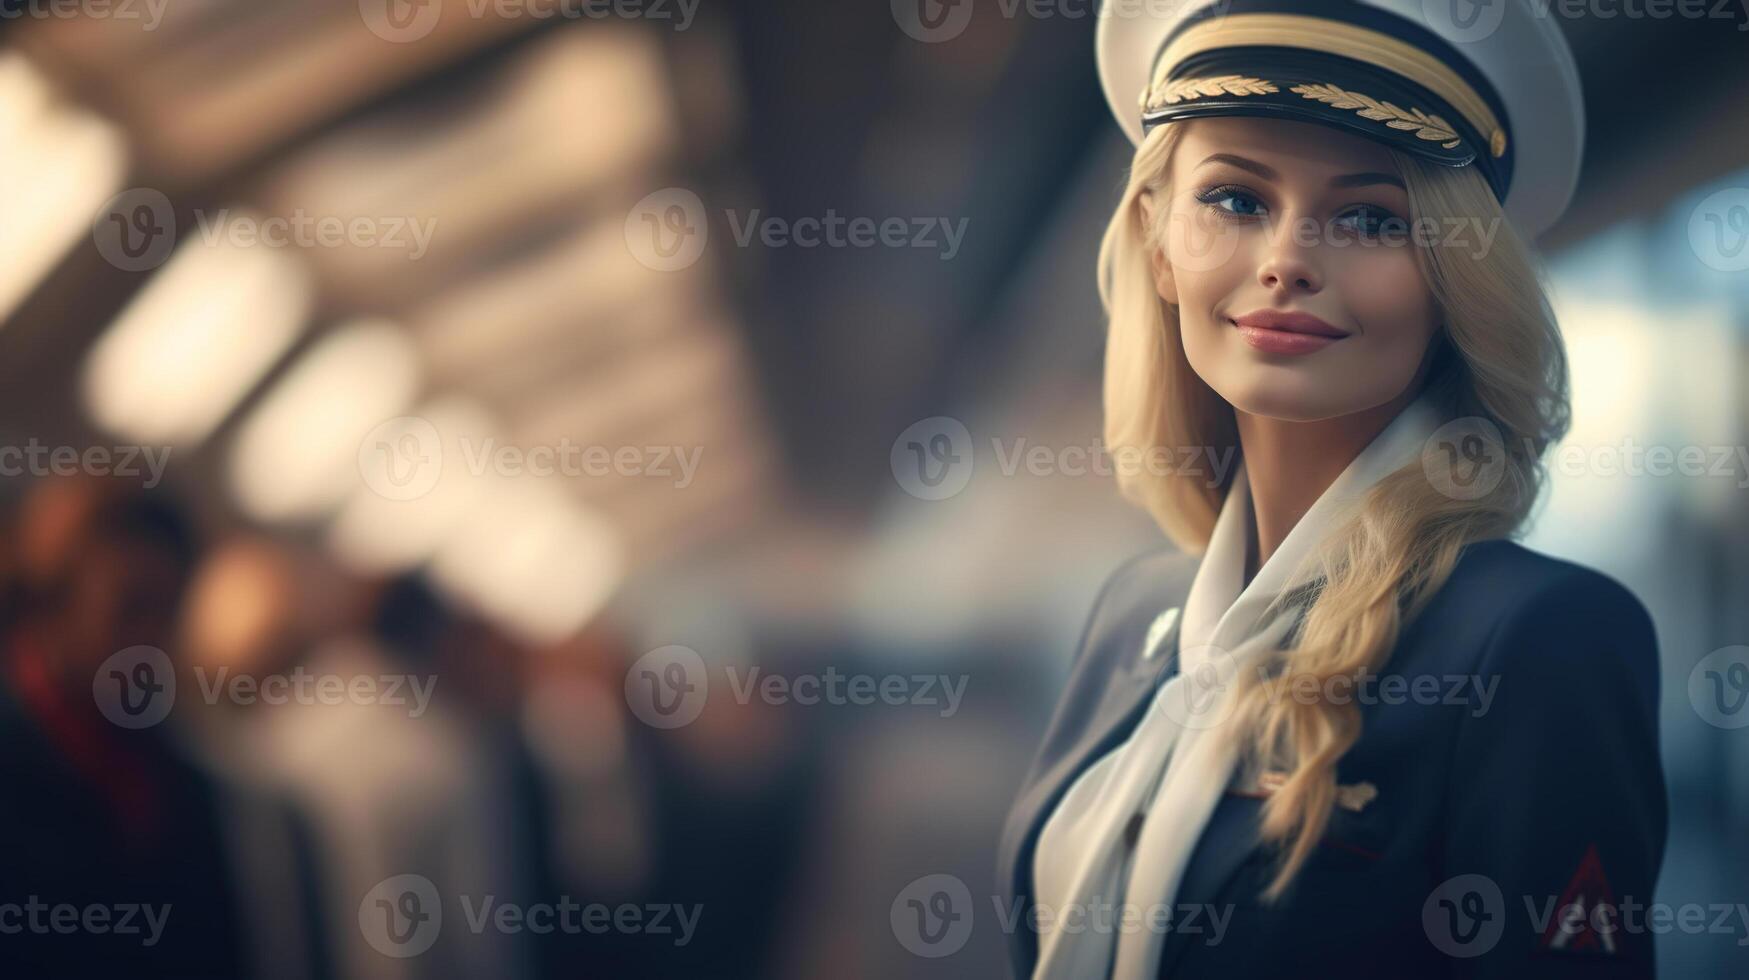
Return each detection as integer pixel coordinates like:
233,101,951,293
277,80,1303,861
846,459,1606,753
1098,121,1570,901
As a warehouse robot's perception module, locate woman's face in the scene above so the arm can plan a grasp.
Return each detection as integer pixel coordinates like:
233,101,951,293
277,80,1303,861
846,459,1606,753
1142,116,1441,422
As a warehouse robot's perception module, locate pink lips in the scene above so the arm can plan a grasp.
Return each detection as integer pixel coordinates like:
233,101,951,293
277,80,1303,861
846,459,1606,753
1230,309,1351,355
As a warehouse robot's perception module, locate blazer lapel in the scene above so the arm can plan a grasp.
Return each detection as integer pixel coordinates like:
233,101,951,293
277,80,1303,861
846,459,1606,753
999,610,1182,963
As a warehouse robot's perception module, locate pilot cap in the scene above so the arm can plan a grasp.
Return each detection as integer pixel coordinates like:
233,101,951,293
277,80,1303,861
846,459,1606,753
1097,0,1585,239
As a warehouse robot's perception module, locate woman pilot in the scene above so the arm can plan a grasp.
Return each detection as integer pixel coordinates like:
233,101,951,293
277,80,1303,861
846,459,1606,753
996,1,1667,977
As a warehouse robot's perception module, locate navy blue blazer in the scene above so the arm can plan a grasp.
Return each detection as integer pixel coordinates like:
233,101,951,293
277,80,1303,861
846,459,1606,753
997,539,1667,978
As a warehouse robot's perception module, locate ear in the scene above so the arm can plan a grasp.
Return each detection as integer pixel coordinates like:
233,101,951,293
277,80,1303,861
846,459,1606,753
1137,190,1178,306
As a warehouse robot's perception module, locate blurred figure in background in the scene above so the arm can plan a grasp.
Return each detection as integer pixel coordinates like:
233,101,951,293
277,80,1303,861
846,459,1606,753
0,477,250,978
179,544,531,980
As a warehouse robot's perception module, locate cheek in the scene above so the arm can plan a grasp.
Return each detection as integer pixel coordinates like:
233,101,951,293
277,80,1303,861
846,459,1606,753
1330,248,1440,358
1164,213,1248,357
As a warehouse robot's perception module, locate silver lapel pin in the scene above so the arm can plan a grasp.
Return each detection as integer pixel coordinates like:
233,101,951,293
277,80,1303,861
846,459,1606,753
1142,606,1180,662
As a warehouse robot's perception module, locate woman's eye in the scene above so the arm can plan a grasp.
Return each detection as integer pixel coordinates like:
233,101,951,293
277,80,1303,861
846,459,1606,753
1334,206,1396,236
1195,186,1266,219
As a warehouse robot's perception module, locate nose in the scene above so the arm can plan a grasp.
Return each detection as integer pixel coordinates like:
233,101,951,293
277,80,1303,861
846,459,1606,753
1255,232,1323,295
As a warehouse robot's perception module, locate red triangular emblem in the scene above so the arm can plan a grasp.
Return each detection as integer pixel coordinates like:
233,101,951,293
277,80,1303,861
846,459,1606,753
1539,843,1619,954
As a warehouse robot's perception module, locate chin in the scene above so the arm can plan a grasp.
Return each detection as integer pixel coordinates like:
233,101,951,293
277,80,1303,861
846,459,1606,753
1211,369,1377,423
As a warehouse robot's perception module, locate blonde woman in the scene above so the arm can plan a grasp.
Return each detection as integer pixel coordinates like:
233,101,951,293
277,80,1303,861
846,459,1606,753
997,2,1666,978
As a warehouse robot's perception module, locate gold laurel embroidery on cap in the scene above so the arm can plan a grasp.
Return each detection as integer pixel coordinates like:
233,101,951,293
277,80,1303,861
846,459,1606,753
1289,82,1462,150
1143,75,1278,113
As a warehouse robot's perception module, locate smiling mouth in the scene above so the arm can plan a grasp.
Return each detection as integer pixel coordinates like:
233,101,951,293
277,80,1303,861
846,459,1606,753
1228,309,1350,355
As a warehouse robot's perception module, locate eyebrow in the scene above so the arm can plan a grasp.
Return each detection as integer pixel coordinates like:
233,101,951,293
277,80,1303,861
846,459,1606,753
1196,153,1406,191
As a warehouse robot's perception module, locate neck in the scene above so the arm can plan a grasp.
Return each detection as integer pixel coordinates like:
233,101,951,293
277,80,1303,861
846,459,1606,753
1234,390,1417,576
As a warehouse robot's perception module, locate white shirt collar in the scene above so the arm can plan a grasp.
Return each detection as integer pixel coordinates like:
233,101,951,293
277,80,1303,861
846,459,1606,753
1177,395,1443,667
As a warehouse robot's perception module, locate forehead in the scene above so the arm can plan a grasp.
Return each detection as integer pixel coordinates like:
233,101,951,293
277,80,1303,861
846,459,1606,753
1172,116,1401,181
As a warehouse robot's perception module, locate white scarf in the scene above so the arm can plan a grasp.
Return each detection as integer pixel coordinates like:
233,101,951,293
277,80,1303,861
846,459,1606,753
1031,396,1441,980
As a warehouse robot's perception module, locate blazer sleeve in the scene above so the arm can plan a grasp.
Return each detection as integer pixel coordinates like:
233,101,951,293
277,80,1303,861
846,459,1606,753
1441,565,1668,978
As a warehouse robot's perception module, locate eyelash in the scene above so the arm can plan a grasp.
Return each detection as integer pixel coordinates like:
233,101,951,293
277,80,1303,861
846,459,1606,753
1192,183,1399,232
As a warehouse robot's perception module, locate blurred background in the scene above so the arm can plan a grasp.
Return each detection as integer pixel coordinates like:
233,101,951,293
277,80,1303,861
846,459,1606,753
0,1,1744,977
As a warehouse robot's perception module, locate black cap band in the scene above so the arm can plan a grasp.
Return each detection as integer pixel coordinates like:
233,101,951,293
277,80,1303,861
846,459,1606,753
1140,0,1515,201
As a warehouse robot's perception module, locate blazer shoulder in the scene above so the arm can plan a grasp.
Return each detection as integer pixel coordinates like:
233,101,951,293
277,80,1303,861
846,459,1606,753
1444,539,1651,622
1435,538,1657,678
1080,546,1198,655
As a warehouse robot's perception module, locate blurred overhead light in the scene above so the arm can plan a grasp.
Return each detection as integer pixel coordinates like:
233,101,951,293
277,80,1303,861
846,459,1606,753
230,320,421,523
0,54,127,327
325,395,496,575
429,476,622,647
82,210,312,446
